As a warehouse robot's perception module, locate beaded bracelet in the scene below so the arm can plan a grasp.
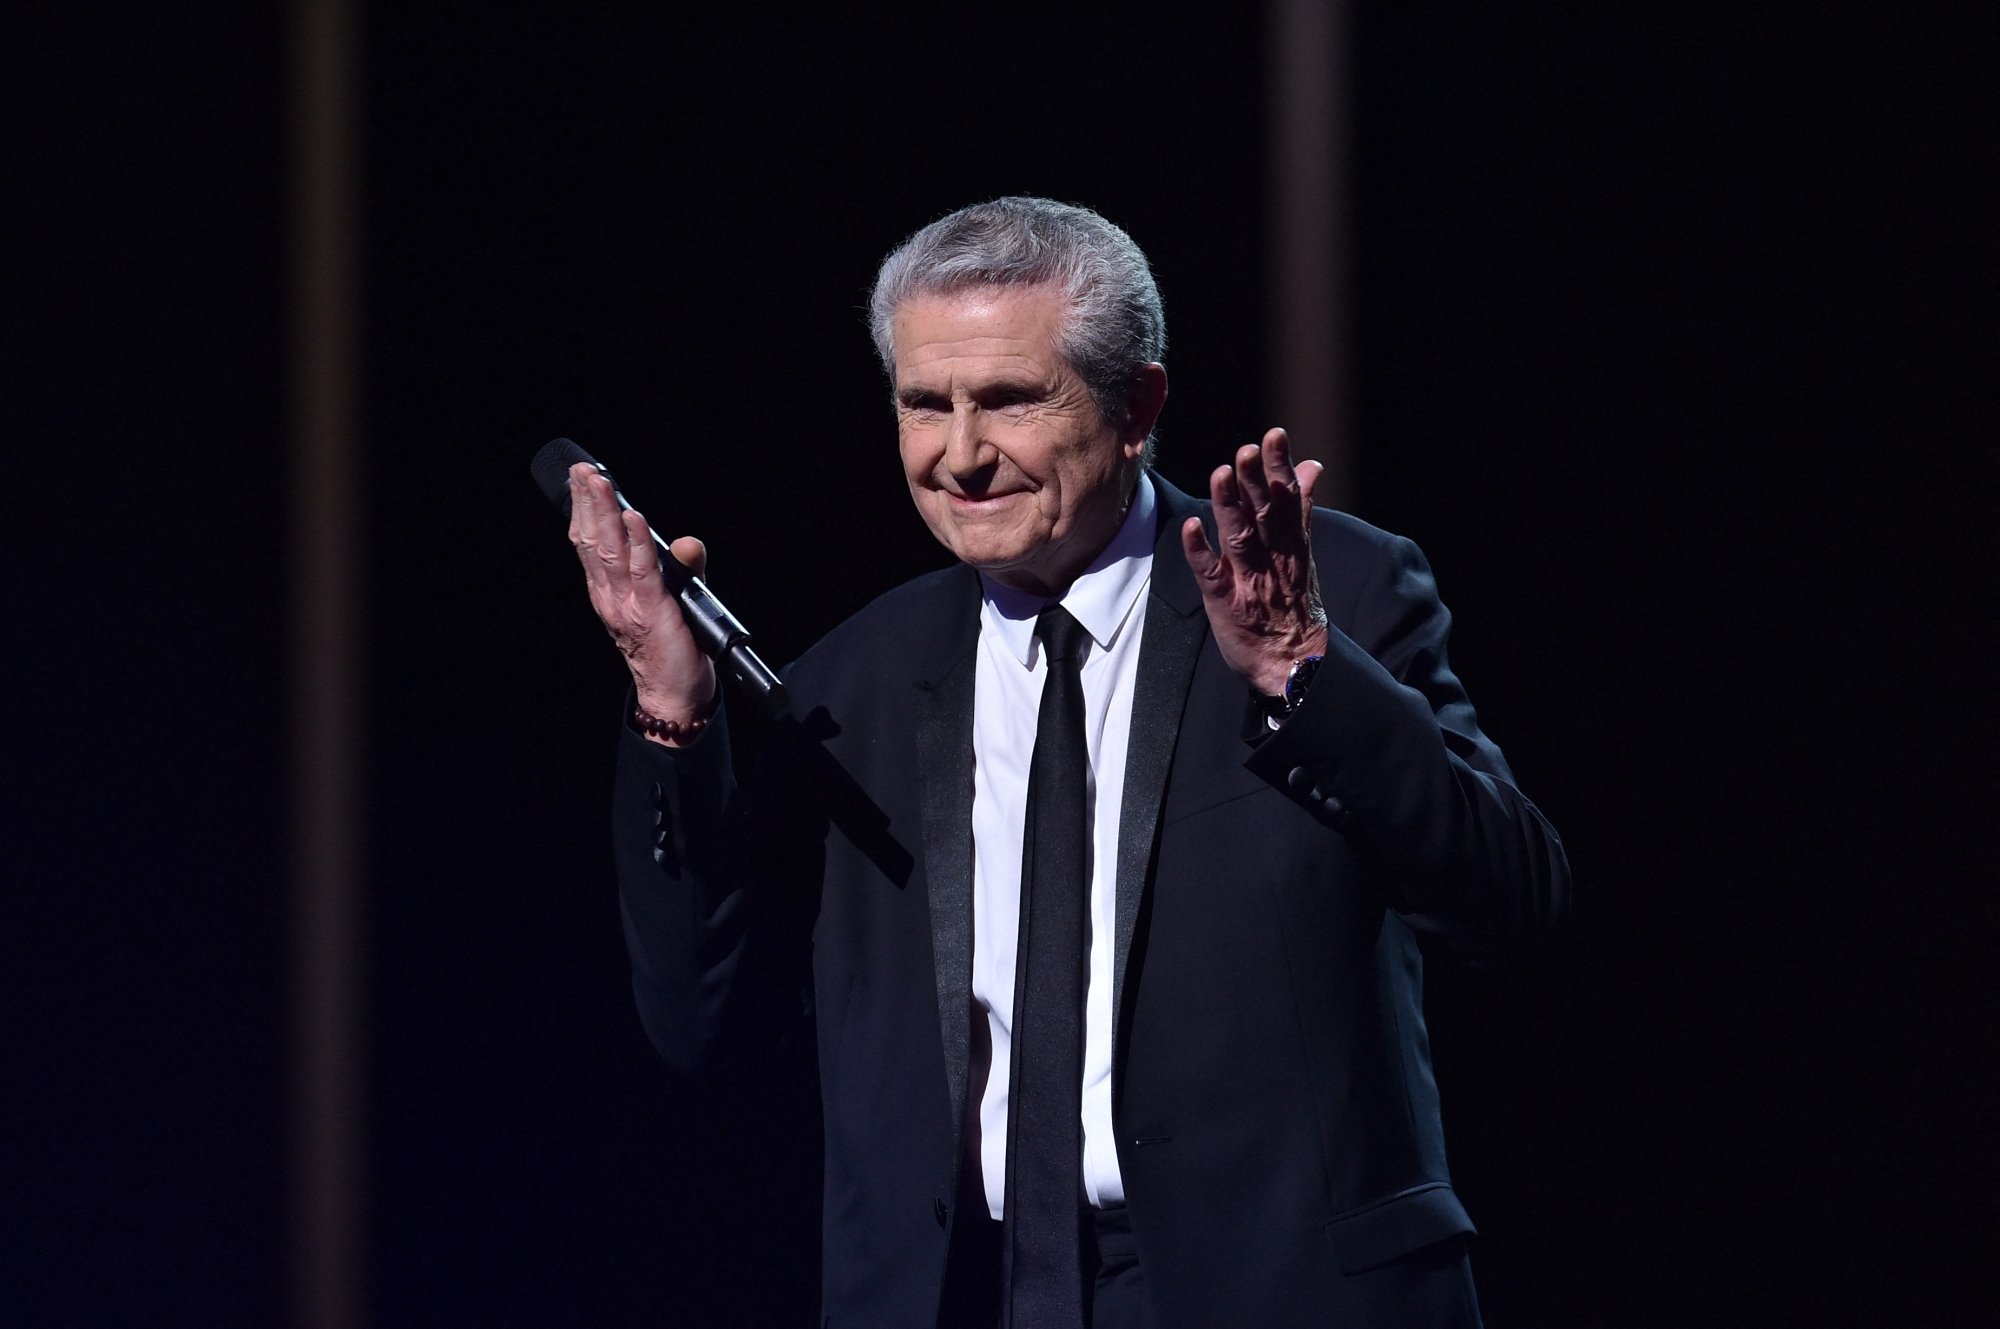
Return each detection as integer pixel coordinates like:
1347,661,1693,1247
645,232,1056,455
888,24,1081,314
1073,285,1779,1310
632,704,710,742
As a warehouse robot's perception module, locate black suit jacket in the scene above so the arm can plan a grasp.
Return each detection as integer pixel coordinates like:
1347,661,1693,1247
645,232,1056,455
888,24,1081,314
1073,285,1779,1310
615,477,1569,1327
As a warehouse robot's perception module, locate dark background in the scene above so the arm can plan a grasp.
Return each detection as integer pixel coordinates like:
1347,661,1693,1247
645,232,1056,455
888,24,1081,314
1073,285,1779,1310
12,2,1990,1325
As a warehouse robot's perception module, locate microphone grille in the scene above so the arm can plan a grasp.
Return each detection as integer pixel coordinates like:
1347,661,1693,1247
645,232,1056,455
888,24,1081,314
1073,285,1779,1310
529,437,598,513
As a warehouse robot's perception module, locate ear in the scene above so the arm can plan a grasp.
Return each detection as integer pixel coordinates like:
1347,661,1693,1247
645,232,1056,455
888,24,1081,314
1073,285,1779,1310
1120,362,1169,458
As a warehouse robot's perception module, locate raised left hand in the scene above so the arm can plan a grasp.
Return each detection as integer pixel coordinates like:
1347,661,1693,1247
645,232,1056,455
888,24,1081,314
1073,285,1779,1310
1180,427,1329,697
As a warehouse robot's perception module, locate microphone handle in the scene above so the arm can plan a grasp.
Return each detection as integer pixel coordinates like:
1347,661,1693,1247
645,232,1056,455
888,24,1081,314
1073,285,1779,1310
638,523,786,706
641,530,788,718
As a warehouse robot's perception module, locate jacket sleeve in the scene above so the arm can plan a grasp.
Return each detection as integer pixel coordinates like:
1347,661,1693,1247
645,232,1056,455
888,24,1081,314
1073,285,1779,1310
612,699,818,1076
1243,524,1571,957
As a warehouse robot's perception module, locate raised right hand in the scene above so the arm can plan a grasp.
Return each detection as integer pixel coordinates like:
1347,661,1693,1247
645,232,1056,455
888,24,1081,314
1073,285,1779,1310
567,461,717,736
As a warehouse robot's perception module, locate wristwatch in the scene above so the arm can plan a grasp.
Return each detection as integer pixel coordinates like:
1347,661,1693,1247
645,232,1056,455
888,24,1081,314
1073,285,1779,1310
1264,653,1324,723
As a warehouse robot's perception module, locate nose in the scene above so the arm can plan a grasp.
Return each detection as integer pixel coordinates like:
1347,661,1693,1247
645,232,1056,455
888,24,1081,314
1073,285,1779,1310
940,403,996,484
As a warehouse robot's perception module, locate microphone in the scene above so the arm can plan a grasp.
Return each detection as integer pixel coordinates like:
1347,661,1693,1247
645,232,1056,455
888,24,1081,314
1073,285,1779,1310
531,437,788,717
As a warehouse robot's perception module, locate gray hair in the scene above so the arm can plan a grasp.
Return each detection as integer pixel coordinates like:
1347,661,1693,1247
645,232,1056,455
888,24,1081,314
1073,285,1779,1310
868,197,1166,444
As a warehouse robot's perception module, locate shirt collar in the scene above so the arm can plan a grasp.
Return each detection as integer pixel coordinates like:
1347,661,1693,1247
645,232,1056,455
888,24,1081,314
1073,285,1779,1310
979,471,1157,669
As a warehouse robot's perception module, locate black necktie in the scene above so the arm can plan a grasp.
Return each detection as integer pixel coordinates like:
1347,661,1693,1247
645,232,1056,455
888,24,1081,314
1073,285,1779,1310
1003,604,1092,1328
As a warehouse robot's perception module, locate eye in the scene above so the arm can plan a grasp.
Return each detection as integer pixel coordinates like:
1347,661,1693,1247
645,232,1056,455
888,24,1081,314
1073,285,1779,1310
897,390,950,417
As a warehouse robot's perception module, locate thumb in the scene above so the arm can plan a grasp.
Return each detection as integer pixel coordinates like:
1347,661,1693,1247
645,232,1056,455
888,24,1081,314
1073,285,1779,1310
1296,459,1324,513
668,535,708,580
1180,515,1227,592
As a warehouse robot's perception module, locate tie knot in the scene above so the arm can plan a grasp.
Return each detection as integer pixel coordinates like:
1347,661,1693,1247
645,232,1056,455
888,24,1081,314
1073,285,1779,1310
1034,604,1090,667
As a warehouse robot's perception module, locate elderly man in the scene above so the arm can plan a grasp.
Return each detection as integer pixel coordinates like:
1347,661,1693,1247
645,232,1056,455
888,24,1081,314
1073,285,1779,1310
567,197,1568,1328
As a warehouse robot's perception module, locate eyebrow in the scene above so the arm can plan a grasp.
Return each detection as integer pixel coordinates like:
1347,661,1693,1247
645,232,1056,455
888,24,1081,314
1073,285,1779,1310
896,375,1049,407
895,385,949,408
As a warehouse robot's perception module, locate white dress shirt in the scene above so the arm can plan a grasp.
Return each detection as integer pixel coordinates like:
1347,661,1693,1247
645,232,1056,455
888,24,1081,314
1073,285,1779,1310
969,472,1156,1219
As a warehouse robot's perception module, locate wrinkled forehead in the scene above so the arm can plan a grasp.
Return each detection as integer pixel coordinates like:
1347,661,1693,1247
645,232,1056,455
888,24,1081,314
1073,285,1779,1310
889,282,1074,371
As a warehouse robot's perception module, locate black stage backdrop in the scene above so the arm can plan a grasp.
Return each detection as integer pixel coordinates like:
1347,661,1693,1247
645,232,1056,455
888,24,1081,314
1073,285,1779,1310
11,3,1989,1325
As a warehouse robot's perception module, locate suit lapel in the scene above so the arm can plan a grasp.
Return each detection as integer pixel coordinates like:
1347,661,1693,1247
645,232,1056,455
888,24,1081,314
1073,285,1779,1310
1111,477,1211,1045
915,568,982,1151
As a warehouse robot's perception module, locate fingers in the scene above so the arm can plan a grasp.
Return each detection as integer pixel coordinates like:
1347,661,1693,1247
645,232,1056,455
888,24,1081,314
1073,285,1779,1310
561,465,717,721
1234,441,1271,520
571,466,701,606
619,509,664,607
1258,427,1297,488
567,463,682,629
1190,428,1328,693
1238,427,1312,545
1208,461,1264,570
1180,514,1226,590
1231,428,1293,511
569,464,630,591
613,510,711,618
1215,428,1321,570
569,463,611,545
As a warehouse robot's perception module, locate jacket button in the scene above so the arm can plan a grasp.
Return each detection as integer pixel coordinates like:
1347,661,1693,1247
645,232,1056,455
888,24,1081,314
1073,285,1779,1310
1287,766,1313,792
933,1196,949,1227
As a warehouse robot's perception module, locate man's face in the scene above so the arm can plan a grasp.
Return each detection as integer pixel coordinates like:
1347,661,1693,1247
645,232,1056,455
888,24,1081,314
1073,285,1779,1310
893,285,1147,598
